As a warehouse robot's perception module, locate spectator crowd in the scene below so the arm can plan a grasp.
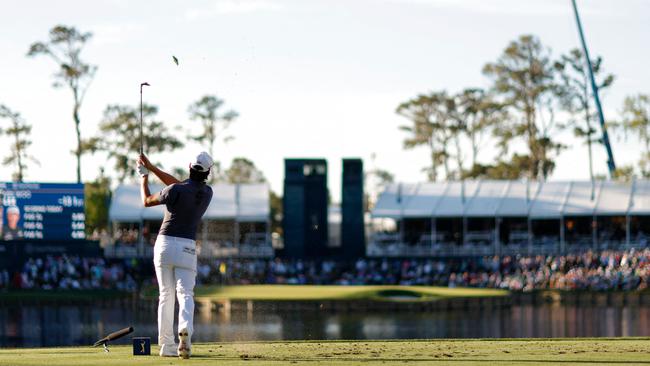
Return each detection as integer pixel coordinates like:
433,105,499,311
2,250,649,292
197,249,650,292
0,255,151,292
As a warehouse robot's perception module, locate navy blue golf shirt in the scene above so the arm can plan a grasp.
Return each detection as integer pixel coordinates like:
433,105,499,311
157,179,213,241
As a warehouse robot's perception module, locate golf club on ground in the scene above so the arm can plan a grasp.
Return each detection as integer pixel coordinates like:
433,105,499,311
140,82,150,155
93,326,134,352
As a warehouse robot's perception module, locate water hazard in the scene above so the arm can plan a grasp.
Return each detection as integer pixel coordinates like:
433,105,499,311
1,300,650,347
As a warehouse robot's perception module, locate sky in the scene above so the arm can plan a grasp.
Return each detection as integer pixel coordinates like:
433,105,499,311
0,0,648,202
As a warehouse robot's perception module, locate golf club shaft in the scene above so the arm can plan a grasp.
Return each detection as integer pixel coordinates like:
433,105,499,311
139,82,149,155
93,326,134,346
140,85,143,155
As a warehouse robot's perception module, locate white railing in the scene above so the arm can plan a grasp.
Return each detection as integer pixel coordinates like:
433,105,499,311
368,232,650,257
508,231,529,245
104,236,273,258
465,231,495,245
243,232,269,246
367,242,493,257
103,244,153,258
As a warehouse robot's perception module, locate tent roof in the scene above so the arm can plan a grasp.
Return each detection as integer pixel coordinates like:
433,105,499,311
496,180,538,216
372,180,649,219
238,183,271,221
629,180,650,214
108,185,143,222
596,181,632,215
433,181,479,216
563,181,599,216
371,183,418,218
465,180,507,217
109,183,269,222
528,182,571,218
205,184,237,219
403,182,447,217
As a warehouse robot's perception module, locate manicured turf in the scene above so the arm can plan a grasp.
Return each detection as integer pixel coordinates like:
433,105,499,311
1,286,507,302
191,285,508,301
1,338,649,365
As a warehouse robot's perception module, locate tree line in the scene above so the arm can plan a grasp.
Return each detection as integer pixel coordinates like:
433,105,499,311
2,27,650,231
397,34,650,182
0,25,267,185
0,25,268,234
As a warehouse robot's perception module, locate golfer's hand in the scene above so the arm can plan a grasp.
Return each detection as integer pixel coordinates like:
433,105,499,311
136,161,149,177
138,154,154,170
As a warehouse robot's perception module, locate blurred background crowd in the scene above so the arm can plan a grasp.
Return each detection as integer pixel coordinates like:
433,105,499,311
0,256,146,292
2,249,648,292
199,250,649,291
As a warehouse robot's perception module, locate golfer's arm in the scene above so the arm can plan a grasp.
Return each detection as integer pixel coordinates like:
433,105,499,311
140,176,162,207
149,165,180,186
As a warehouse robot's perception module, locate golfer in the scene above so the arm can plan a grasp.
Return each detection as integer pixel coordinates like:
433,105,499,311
137,152,214,359
3,206,23,241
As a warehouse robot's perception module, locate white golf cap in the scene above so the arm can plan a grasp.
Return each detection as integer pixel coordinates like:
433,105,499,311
191,151,214,172
6,206,19,215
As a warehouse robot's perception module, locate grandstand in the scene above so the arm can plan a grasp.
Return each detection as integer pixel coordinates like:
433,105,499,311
106,183,272,258
370,179,650,257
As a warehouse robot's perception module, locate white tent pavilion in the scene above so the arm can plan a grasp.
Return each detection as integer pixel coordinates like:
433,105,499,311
370,179,650,257
107,183,271,258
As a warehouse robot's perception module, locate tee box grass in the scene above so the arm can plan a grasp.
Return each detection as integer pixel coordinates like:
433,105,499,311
1,338,649,365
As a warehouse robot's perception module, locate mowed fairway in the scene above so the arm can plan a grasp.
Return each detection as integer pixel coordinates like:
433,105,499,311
2,338,650,365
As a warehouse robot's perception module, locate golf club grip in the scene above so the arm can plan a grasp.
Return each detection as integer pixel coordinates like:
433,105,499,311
105,327,134,342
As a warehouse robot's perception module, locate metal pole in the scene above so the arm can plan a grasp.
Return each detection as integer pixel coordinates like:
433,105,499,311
571,0,616,175
431,217,437,254
517,217,534,254
560,216,566,254
592,215,598,251
398,183,404,246
235,184,240,251
626,215,630,248
495,217,501,256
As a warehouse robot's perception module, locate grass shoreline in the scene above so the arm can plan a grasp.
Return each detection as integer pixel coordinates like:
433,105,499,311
3,285,649,303
191,285,508,301
0,285,508,302
1,338,649,365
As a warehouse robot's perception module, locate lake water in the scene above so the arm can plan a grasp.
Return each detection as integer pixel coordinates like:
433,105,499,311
2,300,650,348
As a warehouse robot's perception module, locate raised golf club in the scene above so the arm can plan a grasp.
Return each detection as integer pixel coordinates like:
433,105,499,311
139,82,150,154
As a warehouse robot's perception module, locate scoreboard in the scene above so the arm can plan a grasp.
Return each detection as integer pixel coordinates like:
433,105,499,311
0,183,85,241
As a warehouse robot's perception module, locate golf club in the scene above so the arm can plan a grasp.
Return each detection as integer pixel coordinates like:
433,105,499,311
93,326,134,352
139,82,150,155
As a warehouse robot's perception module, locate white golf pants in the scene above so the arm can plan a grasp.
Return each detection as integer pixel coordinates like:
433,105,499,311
153,234,197,352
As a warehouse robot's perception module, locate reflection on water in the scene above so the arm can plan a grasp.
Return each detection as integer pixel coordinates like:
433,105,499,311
1,301,650,347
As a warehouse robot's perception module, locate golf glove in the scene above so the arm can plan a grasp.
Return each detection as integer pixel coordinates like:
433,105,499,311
136,162,149,177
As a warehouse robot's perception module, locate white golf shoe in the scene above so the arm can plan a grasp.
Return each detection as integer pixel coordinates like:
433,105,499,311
159,344,178,357
178,328,191,359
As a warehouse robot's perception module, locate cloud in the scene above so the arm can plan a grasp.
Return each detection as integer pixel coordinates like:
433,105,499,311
185,0,282,20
